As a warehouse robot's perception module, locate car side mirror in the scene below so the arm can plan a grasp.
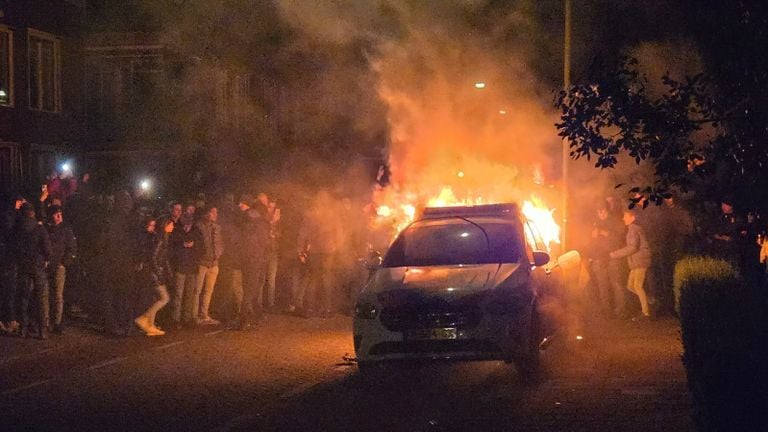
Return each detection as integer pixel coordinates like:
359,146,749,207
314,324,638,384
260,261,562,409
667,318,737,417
532,250,550,267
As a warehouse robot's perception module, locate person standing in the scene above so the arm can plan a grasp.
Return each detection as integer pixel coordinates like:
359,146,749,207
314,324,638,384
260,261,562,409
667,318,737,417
194,206,223,325
169,214,202,328
46,205,77,335
15,204,52,339
589,204,626,318
264,199,281,312
133,218,169,336
610,209,653,321
236,194,269,329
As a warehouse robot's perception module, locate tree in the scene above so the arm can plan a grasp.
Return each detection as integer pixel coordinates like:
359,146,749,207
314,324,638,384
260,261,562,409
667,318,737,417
555,1,768,211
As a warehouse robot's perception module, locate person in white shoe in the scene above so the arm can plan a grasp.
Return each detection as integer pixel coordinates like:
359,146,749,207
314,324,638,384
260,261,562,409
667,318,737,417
133,218,169,336
194,206,223,325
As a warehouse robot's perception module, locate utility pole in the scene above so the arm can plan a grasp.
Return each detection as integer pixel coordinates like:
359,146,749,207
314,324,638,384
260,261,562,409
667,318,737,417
561,0,572,251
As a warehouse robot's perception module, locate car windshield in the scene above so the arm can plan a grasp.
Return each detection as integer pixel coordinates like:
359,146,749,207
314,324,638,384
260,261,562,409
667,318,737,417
383,217,522,267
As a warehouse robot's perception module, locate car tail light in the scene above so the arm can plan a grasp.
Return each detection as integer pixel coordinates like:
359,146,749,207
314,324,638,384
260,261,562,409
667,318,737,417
355,302,378,319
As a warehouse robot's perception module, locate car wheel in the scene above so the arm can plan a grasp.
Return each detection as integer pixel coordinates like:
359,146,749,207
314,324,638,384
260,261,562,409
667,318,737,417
512,307,542,381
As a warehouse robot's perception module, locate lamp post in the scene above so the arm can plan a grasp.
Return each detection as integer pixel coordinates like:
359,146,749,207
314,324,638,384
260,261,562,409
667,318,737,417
561,0,572,250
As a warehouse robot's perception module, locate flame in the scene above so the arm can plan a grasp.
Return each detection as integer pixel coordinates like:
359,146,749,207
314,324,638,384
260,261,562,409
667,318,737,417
522,196,561,249
373,182,561,252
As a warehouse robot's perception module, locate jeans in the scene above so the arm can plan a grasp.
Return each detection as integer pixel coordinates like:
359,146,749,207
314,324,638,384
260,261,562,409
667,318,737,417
627,267,650,316
50,265,66,326
240,257,266,325
195,265,219,319
173,272,198,323
19,268,50,331
591,258,626,316
264,248,279,309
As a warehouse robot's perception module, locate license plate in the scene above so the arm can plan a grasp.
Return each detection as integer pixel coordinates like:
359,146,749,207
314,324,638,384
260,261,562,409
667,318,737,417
407,327,458,340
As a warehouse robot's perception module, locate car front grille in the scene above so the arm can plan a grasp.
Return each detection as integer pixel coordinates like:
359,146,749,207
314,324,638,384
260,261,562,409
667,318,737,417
369,339,501,356
380,308,483,331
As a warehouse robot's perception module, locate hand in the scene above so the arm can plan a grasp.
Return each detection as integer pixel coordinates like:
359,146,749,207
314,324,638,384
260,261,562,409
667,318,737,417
184,241,194,248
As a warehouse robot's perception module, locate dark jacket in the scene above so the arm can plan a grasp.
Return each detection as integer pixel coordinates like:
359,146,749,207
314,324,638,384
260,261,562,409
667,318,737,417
133,230,166,287
47,222,77,268
196,219,223,267
238,208,269,261
15,216,52,273
170,225,203,274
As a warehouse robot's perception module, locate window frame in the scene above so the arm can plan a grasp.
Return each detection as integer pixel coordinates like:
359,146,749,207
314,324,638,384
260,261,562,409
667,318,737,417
27,28,61,113
0,25,14,108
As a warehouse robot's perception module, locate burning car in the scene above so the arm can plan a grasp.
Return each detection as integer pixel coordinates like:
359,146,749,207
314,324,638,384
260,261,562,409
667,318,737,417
353,203,577,377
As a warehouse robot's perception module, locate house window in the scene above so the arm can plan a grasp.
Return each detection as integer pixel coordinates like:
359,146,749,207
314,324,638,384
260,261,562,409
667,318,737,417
0,26,12,107
28,29,61,112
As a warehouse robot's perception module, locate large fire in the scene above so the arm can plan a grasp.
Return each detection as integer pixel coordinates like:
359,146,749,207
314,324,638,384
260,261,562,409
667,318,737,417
372,182,561,253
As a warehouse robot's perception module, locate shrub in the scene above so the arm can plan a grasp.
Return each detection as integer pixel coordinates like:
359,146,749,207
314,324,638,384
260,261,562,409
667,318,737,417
676,256,768,432
673,256,739,316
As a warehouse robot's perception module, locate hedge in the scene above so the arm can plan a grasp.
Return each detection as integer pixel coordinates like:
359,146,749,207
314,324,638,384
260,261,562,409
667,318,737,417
675,256,768,432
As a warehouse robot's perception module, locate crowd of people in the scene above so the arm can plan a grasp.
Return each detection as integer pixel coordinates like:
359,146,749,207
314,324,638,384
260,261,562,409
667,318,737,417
0,170,375,340
584,193,766,322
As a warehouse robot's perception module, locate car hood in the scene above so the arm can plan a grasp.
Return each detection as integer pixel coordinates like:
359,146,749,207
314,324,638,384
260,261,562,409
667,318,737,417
366,263,522,296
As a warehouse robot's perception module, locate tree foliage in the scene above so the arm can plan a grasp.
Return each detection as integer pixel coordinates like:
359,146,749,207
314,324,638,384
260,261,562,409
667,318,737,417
556,1,768,211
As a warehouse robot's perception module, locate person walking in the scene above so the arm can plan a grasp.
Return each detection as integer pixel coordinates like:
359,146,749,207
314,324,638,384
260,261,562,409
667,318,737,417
133,218,169,336
46,205,77,335
194,206,223,325
610,209,653,321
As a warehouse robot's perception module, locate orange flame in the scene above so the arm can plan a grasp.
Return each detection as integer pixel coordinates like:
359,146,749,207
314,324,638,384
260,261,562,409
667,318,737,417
374,184,560,252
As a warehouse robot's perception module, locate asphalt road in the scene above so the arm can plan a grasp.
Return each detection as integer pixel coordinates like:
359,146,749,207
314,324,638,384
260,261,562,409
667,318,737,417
0,313,694,432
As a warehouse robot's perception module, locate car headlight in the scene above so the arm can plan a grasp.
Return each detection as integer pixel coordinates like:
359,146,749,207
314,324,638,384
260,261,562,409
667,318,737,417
355,302,379,320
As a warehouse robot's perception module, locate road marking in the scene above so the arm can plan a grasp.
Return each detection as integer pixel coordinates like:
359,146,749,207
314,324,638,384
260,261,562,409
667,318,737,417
88,356,128,370
154,341,186,350
0,346,65,365
210,414,260,432
1,379,53,396
205,330,224,337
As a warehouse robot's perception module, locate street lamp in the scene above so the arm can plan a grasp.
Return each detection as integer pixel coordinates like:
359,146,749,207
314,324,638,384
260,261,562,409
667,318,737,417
474,82,486,89
561,0,572,250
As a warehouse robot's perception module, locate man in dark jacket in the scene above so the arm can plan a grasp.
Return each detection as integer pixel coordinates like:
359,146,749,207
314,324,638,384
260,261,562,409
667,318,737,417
46,205,77,334
170,214,202,327
236,194,269,329
589,204,626,318
15,204,53,339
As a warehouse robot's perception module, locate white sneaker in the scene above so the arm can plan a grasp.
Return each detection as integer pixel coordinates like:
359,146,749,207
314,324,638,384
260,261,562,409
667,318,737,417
146,326,166,336
200,316,220,325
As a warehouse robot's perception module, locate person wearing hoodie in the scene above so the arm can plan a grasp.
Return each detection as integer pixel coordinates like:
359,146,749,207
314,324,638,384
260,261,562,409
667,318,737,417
15,203,53,339
235,194,269,330
46,205,77,335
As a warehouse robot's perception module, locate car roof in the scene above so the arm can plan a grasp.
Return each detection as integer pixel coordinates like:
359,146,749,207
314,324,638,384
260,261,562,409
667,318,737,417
420,203,520,220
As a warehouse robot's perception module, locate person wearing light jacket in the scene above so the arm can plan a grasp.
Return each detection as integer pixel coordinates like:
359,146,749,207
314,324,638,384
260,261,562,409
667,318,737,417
610,209,652,320
194,206,223,325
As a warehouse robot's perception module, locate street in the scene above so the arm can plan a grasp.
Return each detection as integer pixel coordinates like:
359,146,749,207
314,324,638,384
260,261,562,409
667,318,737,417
0,312,694,432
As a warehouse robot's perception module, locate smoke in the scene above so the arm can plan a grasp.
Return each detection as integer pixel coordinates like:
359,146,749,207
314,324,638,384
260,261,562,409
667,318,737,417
278,0,564,211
